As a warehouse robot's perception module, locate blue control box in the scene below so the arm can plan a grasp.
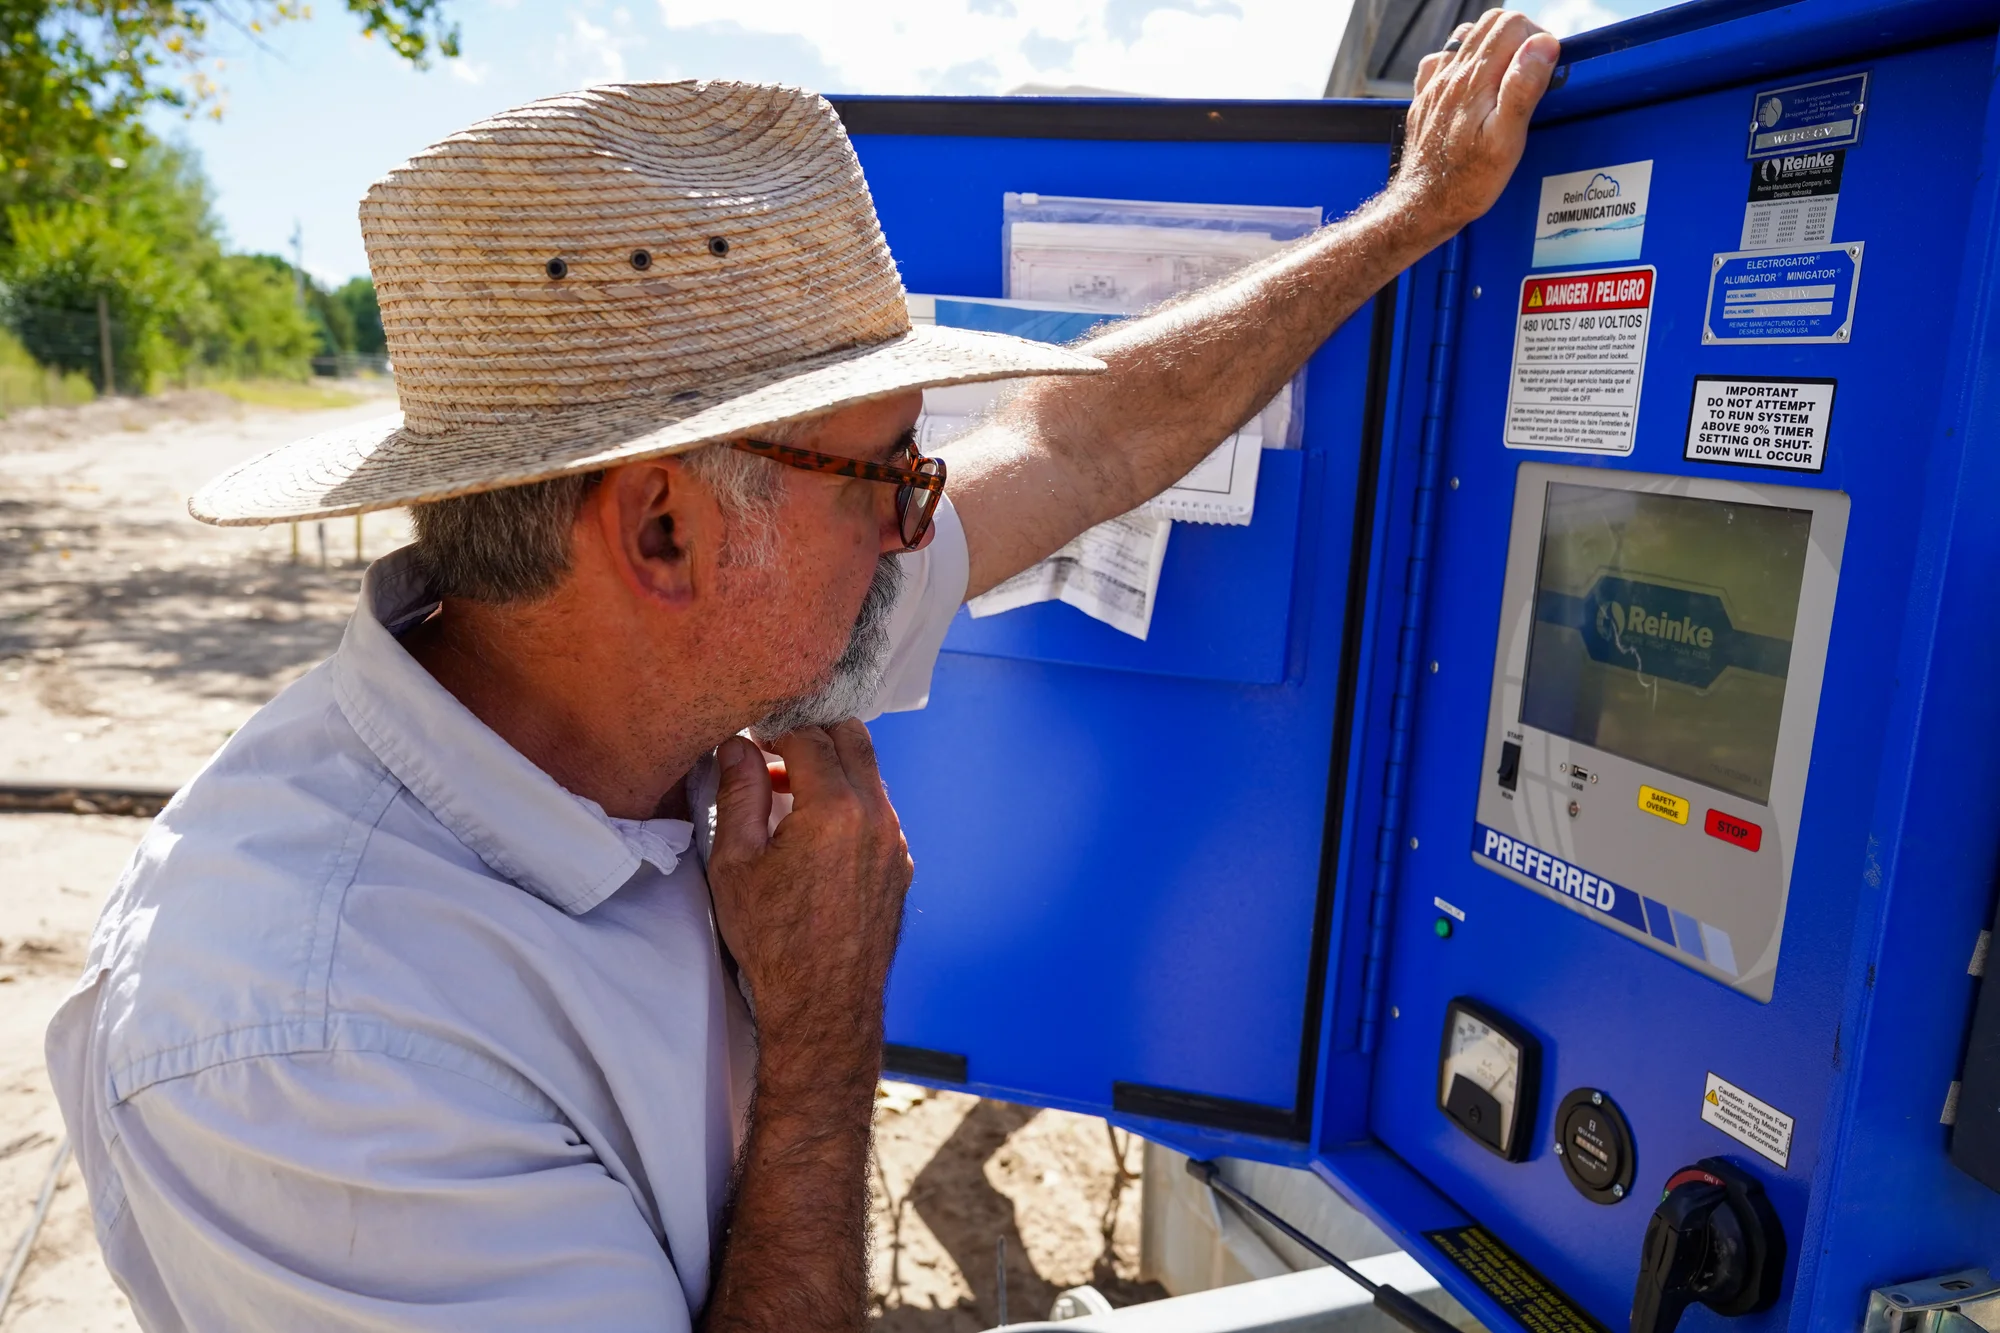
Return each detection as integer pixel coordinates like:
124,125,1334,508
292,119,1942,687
844,2,2000,1331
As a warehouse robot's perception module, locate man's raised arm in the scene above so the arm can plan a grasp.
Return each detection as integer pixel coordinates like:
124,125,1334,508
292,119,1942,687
944,10,1561,599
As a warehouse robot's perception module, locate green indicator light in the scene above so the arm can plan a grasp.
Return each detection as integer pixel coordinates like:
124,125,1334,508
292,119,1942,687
1434,916,1454,939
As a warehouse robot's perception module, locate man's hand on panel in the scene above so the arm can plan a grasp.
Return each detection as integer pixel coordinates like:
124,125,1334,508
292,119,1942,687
1398,10,1561,242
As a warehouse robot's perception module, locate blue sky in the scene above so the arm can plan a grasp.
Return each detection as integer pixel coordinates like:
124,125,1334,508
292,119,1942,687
152,0,1673,285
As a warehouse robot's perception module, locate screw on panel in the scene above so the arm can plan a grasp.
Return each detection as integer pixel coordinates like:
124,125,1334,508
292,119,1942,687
1471,286,1483,299
1612,1184,1625,1199
1448,477,1460,490
1568,801,1580,818
1591,1091,1604,1106
1390,1006,1401,1019
1410,837,1420,850
1554,1142,1565,1155
1430,661,1440,674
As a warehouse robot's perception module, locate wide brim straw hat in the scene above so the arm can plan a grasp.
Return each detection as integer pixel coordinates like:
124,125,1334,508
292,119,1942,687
190,81,1104,526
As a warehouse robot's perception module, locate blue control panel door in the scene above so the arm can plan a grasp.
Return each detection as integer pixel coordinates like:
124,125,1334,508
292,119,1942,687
837,99,1400,1147
1325,17,2000,1333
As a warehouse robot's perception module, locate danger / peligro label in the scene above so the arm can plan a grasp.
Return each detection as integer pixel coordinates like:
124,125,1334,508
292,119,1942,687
1685,376,1835,472
1702,1071,1794,1168
1506,267,1655,456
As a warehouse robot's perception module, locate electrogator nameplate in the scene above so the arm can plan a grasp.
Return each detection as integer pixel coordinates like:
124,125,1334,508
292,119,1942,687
1473,465,1848,1001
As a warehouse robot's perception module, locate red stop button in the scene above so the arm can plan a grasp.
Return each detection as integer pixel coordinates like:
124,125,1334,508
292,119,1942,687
1705,809,1763,852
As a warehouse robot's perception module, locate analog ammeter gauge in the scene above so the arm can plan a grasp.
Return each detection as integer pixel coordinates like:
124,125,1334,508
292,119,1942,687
1438,997,1540,1161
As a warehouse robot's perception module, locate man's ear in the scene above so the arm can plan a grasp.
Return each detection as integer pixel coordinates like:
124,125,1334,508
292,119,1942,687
588,460,711,607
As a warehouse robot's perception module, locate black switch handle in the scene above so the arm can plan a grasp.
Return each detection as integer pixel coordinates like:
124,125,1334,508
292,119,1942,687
1631,1177,1728,1333
1630,1159,1785,1333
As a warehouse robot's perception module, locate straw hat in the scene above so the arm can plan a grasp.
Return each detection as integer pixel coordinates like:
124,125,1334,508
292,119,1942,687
190,81,1104,526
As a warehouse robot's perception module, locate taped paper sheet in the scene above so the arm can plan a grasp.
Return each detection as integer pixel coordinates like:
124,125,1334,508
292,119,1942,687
1001,194,1321,448
966,511,1172,641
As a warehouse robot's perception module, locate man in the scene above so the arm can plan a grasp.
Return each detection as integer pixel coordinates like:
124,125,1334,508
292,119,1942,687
48,13,1556,1330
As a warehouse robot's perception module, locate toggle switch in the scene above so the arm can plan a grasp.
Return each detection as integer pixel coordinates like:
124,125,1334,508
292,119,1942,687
1497,741,1522,792
1630,1158,1784,1333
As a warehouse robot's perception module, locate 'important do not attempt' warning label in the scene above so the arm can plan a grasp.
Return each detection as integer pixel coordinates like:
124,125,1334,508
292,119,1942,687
1685,375,1835,472
1507,266,1655,456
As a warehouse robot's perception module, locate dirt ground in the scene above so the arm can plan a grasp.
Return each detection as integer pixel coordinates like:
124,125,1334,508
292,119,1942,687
0,391,1163,1329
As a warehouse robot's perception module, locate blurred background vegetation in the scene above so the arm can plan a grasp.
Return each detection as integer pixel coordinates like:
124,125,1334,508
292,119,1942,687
0,0,452,408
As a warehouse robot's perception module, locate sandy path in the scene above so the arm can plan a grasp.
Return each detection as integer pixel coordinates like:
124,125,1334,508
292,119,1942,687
0,394,1160,1328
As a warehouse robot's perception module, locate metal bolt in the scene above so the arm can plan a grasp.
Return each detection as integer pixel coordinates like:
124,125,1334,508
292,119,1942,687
1568,800,1580,818
1612,1184,1625,1199
1591,1091,1604,1106
1448,476,1459,490
1471,285,1483,299
1390,1006,1401,1019
1430,661,1440,673
1553,1142,1564,1155
1410,836,1420,850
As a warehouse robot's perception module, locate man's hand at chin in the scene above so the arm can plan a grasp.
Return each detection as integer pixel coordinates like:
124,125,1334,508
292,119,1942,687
699,720,911,1328
707,720,912,1075
1393,10,1562,246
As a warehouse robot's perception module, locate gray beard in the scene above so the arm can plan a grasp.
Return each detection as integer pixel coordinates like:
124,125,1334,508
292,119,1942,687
751,555,907,741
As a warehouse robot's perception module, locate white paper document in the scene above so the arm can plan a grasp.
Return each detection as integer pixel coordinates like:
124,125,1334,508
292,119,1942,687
966,511,1172,641
1136,423,1261,525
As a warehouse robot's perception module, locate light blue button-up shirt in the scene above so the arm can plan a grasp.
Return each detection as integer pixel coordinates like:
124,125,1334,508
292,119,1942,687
45,503,968,1331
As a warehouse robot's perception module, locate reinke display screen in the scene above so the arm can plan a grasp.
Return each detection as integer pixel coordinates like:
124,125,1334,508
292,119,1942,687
1519,483,1812,805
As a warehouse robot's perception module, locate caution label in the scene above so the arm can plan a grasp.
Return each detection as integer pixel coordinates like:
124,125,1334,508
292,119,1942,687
1424,1225,1609,1333
1702,1071,1794,1168
1685,376,1835,472
1506,267,1655,456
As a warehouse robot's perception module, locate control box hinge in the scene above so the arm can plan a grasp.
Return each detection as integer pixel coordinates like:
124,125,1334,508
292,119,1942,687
1358,233,1469,1056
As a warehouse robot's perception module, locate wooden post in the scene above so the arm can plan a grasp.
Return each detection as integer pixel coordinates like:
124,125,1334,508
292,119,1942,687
354,513,364,565
95,292,114,395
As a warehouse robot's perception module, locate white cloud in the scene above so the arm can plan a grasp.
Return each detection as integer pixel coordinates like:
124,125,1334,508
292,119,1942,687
1527,0,1620,38
656,0,1355,99
446,58,491,84
558,10,634,85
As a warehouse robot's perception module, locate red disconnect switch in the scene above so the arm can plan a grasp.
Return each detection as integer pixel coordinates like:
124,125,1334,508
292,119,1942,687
1704,809,1762,852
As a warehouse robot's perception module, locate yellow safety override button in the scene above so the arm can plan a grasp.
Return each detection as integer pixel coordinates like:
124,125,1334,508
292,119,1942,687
1638,784,1690,825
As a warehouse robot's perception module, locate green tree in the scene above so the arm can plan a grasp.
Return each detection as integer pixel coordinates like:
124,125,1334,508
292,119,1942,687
3,138,323,389
203,252,316,375
1,3,456,207
4,197,194,390
334,275,382,354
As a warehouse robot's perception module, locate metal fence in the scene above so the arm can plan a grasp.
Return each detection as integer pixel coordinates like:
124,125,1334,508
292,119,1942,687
311,350,392,379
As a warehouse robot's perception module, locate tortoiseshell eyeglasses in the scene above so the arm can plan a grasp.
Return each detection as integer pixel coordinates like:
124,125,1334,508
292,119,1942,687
728,435,948,551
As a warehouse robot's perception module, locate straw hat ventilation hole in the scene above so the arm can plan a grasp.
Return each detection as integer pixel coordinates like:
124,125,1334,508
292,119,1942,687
708,236,730,256
548,246,709,278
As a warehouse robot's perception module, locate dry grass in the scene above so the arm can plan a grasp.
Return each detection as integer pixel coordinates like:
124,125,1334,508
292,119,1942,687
0,331,96,417
207,379,371,411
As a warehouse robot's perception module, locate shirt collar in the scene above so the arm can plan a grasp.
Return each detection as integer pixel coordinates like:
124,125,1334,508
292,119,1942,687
330,546,694,915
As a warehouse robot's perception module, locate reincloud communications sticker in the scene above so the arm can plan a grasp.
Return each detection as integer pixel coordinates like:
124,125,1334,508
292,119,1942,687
1532,160,1654,268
